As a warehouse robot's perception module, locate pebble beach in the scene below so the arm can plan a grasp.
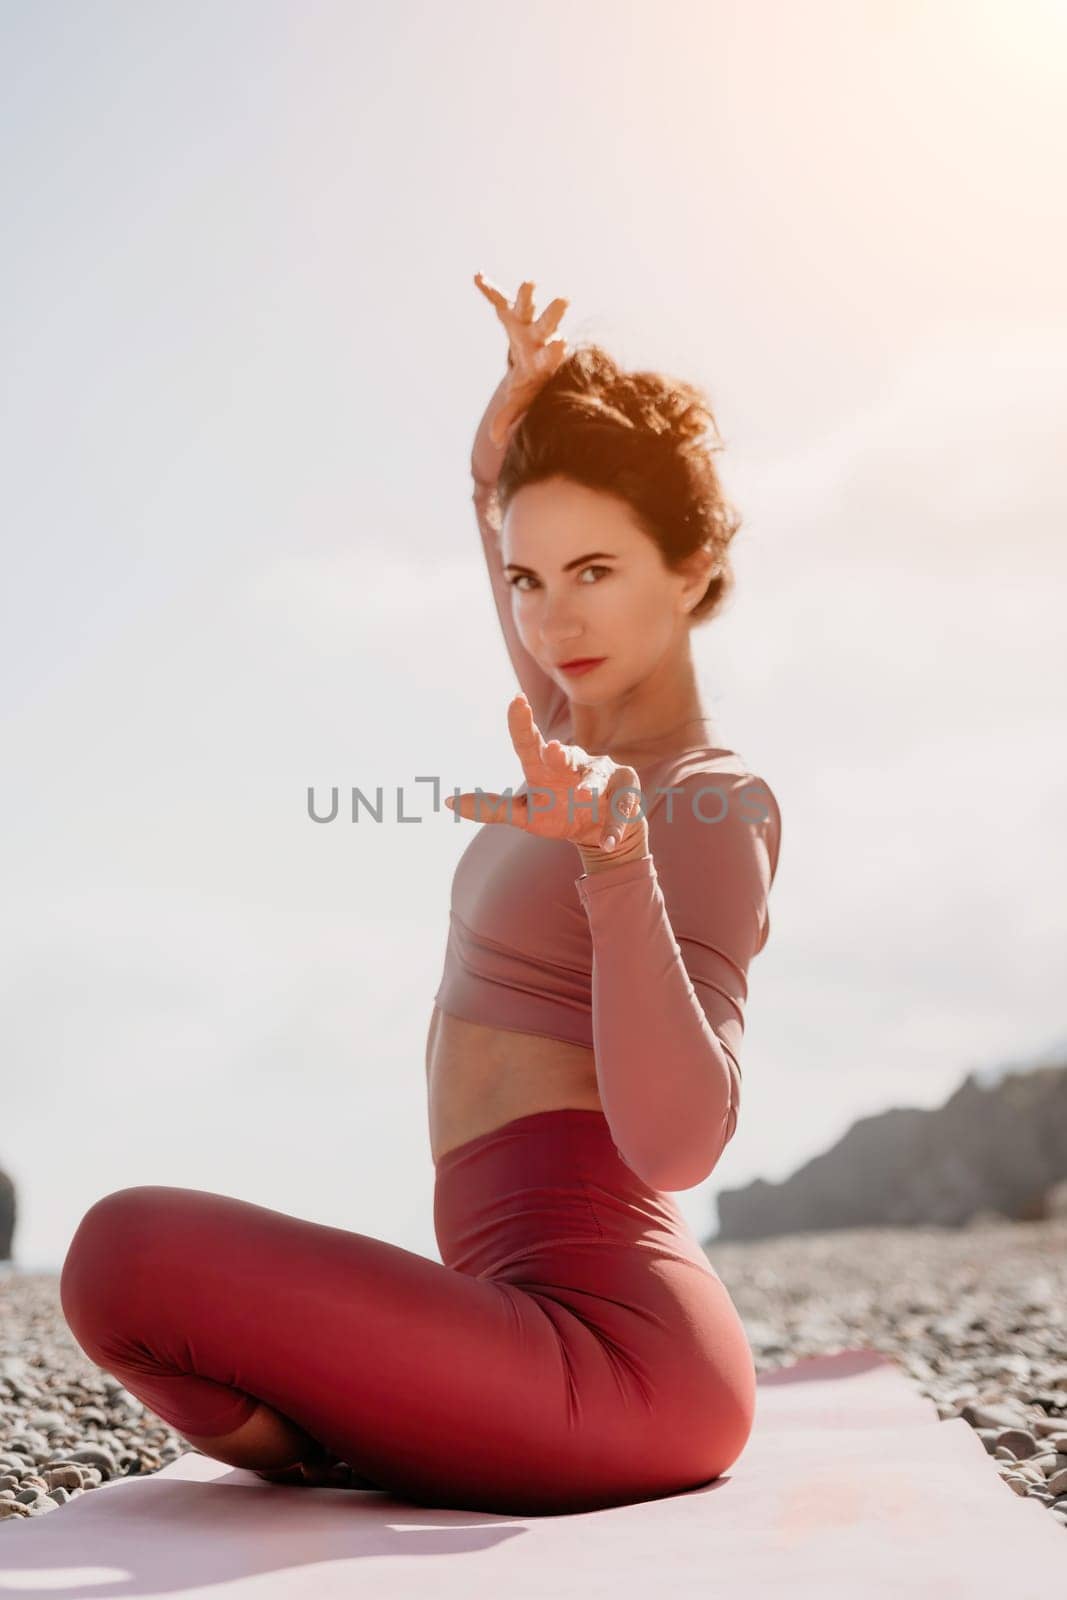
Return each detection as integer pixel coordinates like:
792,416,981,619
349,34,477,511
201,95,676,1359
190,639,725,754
2,1215,1066,1533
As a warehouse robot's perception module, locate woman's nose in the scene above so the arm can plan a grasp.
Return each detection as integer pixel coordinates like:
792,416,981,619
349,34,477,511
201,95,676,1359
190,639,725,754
539,595,583,649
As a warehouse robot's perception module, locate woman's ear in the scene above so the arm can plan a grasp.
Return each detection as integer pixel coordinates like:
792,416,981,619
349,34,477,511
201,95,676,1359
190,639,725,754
678,543,719,613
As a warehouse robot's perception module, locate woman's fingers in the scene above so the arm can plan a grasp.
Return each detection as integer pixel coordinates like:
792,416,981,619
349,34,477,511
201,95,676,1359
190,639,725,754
443,763,643,846
475,274,521,348
474,273,531,326
473,271,510,313
600,768,644,850
475,275,569,411
535,298,569,338
545,335,568,372
444,790,530,826
473,273,567,343
507,696,581,792
445,690,641,847
506,693,545,763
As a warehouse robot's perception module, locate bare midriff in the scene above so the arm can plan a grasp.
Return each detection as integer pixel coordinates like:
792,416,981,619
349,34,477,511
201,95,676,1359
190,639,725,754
425,1004,603,1167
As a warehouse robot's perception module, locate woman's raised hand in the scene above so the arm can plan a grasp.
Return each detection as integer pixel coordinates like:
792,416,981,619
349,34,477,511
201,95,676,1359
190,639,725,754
473,274,570,447
444,694,647,855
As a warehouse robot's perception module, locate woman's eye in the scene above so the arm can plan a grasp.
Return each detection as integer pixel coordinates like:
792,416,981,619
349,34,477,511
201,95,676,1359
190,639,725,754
508,566,610,591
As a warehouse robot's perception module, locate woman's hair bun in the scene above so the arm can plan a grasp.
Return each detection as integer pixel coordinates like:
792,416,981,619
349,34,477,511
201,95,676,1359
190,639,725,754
496,341,742,626
545,346,717,448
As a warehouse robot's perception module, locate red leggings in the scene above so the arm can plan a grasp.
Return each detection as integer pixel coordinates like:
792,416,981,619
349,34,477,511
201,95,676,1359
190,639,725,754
59,1108,756,1515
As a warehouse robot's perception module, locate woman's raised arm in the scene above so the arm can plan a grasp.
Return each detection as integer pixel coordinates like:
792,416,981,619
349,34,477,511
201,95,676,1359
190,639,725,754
470,276,572,736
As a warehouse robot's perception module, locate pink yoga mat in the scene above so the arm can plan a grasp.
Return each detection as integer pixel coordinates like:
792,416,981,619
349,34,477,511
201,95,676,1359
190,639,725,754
1,1351,1062,1596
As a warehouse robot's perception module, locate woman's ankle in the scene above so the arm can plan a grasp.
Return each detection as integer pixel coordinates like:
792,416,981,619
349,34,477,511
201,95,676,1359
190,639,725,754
183,1400,328,1471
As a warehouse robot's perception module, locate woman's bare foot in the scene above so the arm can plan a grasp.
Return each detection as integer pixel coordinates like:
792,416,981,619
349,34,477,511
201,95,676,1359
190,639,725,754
254,1453,383,1490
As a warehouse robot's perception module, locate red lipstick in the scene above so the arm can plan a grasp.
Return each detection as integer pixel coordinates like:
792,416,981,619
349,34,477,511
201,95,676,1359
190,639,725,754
558,658,606,677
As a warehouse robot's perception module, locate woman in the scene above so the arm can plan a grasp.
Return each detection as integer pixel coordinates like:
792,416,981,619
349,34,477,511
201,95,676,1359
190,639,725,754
59,276,782,1516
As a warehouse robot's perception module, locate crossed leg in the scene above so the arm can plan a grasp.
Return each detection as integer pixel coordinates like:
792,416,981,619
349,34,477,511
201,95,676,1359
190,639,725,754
58,1183,680,1514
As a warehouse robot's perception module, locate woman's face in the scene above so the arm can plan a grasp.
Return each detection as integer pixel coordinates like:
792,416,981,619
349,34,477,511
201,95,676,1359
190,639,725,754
500,475,709,706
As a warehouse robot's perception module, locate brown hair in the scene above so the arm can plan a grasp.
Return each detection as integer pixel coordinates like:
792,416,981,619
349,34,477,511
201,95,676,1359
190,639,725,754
492,343,743,624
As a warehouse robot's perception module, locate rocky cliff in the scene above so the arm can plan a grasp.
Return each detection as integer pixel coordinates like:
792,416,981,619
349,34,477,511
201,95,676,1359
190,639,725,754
712,1062,1067,1241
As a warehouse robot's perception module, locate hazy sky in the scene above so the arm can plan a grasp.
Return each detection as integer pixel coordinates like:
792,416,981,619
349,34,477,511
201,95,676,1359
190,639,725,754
2,0,1065,1272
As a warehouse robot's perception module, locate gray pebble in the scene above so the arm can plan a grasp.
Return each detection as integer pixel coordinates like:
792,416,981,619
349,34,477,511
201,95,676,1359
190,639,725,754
43,1465,84,1491
26,1409,67,1432
993,1428,1037,1458
62,1445,119,1477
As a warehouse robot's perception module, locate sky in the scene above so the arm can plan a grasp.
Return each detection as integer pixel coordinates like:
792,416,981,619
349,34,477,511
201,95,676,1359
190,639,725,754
1,0,1065,1273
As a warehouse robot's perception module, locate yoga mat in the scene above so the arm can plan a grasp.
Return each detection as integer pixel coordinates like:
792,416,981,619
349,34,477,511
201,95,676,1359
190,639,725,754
1,1350,1062,1596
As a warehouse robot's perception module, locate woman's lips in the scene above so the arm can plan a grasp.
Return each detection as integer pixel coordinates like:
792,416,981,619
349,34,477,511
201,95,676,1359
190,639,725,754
558,658,606,677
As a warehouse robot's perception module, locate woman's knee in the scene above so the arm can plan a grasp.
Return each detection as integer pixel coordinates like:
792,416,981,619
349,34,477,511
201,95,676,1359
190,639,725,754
59,1186,180,1353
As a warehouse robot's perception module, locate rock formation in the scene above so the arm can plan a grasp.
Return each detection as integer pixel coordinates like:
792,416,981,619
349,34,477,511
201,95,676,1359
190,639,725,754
0,1166,15,1261
713,1062,1067,1242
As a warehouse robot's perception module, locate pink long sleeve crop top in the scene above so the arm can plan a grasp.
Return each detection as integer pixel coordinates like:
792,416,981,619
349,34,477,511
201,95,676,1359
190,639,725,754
433,421,782,1193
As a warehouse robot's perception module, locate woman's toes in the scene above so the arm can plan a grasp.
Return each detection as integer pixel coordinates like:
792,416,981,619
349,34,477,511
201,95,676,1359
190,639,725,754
254,1461,307,1485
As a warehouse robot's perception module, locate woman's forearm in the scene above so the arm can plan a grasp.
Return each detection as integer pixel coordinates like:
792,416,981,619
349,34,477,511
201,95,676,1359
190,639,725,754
574,845,739,1192
469,373,570,735
471,369,513,487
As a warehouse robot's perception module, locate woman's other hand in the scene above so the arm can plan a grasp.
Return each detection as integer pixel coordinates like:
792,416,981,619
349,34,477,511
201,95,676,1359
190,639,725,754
444,693,647,856
473,274,570,447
